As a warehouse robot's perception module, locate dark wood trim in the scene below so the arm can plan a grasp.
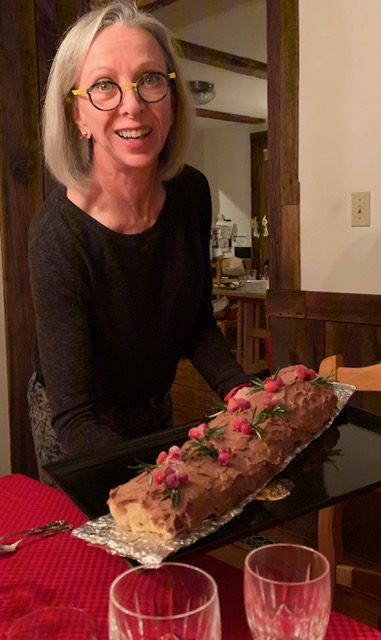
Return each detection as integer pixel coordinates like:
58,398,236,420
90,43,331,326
138,0,180,9
178,40,267,79
268,290,381,326
267,289,306,319
1,0,43,476
267,0,300,291
196,109,265,124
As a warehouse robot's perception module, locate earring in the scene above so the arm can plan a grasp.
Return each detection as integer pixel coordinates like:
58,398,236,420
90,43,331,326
80,131,88,139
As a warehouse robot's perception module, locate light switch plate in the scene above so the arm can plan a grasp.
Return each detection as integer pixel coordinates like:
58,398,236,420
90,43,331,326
351,191,371,227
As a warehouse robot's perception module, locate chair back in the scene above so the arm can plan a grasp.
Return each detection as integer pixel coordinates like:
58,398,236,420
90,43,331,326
319,354,381,391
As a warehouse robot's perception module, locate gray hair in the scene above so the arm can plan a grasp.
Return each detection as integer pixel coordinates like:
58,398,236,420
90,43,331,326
43,1,194,189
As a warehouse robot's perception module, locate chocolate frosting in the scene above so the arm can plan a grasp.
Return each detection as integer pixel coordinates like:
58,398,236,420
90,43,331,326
108,366,337,539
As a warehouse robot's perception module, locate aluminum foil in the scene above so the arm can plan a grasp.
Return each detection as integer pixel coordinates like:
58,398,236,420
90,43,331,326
72,382,355,565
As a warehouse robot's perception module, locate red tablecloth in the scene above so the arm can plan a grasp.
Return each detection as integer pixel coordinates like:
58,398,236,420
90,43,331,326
1,474,380,640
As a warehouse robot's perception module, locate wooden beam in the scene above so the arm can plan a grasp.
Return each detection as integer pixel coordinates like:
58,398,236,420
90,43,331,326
137,0,180,10
178,40,267,80
196,109,265,125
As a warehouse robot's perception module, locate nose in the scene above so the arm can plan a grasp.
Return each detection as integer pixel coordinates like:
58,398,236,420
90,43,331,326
119,85,144,115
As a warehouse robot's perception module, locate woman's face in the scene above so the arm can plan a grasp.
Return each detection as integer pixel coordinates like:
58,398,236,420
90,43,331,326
73,24,174,177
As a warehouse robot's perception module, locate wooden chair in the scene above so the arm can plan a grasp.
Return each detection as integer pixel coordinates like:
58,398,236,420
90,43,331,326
318,355,381,610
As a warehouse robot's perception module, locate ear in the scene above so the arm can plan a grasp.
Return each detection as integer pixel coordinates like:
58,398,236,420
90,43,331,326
72,99,88,135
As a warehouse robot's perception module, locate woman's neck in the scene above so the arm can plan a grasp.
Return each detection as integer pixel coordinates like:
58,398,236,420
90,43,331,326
67,166,166,234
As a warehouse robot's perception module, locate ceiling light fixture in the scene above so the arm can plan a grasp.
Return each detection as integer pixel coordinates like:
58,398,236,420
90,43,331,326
188,80,216,106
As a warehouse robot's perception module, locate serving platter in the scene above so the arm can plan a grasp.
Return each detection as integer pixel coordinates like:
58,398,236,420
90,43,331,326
44,384,371,565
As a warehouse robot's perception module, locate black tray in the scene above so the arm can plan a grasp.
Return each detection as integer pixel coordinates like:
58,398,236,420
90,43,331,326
45,406,381,559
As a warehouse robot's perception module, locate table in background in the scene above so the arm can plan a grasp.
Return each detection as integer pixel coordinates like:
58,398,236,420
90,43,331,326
1,474,381,640
213,284,269,373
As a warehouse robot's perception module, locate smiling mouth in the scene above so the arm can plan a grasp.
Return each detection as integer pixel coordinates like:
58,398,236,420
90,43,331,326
116,128,151,140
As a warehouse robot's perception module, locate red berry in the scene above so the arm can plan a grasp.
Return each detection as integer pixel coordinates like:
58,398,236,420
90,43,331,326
264,380,279,393
165,472,180,490
294,364,307,379
240,421,253,435
178,472,189,486
227,398,239,412
218,450,231,465
152,470,165,485
156,451,168,465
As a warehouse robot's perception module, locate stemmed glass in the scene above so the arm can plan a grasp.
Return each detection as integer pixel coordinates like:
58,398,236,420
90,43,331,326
7,606,99,639
109,562,221,640
244,543,331,640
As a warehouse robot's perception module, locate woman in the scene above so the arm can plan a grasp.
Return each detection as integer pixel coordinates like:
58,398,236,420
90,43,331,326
28,0,252,476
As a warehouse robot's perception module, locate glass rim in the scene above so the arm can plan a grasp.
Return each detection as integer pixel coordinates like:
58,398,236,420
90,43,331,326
244,543,330,586
109,562,219,620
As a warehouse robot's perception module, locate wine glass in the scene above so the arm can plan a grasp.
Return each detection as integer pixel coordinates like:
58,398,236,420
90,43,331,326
109,562,221,640
7,606,99,639
244,543,331,640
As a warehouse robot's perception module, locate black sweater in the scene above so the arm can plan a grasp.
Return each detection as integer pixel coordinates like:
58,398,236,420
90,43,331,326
29,165,250,454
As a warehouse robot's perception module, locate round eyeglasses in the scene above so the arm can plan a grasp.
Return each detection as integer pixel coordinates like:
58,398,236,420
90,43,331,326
71,71,176,111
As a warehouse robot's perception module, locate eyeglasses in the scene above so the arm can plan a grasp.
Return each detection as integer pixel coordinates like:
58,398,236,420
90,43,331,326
71,71,176,111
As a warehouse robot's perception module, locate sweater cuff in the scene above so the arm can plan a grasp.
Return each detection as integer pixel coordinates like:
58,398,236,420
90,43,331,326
224,382,254,403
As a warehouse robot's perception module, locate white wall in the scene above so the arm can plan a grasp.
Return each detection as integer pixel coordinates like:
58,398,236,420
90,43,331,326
188,123,263,245
299,0,381,294
0,245,10,476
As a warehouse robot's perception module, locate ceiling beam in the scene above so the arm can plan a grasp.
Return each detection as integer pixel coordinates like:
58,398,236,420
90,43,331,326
196,109,265,125
138,0,180,10
178,40,267,80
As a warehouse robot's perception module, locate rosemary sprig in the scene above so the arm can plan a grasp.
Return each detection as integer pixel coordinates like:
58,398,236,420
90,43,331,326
187,424,224,461
309,374,333,385
250,403,291,438
207,399,227,418
189,439,219,460
161,487,180,508
249,368,281,393
128,459,158,473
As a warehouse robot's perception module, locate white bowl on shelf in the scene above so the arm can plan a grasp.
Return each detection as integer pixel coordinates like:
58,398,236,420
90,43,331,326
243,279,269,293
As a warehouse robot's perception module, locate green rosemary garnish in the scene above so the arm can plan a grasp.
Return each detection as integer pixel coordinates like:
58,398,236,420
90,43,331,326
309,374,333,385
249,368,281,393
188,424,224,460
128,459,158,473
207,400,227,418
189,439,219,460
161,487,180,508
250,403,291,438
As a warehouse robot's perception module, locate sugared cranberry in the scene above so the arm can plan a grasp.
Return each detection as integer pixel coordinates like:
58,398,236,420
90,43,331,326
156,451,168,465
177,472,189,486
165,472,180,490
218,448,231,465
264,380,279,393
227,397,239,412
240,422,253,435
167,445,182,462
294,364,308,379
152,469,165,485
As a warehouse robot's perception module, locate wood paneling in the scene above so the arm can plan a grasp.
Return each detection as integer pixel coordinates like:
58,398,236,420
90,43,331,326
267,0,300,291
1,0,43,476
0,0,92,477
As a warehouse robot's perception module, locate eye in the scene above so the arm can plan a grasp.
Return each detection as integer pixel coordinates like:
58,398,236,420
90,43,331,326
140,72,162,87
93,80,115,93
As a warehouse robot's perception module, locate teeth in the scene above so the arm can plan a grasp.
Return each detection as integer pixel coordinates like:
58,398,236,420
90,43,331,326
117,128,150,139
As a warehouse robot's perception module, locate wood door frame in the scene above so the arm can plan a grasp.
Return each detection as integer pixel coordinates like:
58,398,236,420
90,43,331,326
0,0,299,476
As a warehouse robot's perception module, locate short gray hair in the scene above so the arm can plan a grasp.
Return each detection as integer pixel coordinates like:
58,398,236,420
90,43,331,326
43,1,194,189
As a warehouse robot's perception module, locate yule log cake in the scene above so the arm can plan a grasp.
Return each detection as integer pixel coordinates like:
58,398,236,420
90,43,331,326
108,365,338,541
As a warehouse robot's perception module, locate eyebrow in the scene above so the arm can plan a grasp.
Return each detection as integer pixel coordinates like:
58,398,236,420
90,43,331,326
85,61,167,78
